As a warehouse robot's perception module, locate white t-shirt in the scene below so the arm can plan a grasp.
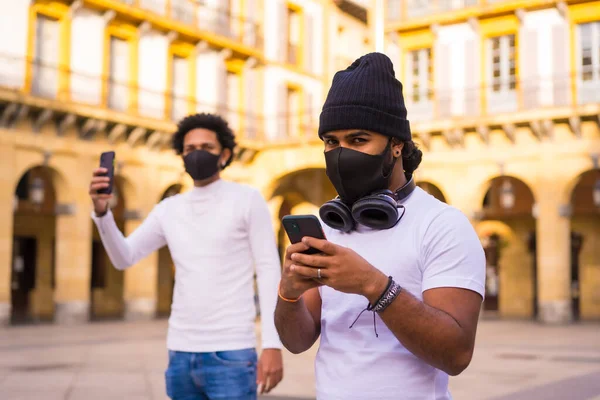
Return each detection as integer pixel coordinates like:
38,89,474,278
92,179,282,352
315,187,486,400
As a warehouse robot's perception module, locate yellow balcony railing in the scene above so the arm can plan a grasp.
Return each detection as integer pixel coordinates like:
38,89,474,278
97,0,264,53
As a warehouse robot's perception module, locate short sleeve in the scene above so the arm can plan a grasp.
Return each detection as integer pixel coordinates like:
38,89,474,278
420,208,486,298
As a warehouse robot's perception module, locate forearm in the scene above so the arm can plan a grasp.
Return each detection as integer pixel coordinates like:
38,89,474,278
371,287,473,375
256,267,283,350
274,298,319,354
92,210,135,269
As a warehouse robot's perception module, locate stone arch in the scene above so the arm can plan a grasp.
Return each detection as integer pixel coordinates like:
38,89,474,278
13,161,70,205
266,168,334,260
262,164,328,200
475,175,537,320
416,180,447,203
155,182,184,318
11,164,62,324
476,175,535,218
567,168,600,320
476,175,536,214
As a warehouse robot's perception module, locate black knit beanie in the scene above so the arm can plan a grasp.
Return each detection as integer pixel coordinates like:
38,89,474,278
318,52,411,141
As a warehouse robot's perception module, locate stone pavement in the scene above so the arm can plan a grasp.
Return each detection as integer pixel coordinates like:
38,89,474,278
0,318,598,399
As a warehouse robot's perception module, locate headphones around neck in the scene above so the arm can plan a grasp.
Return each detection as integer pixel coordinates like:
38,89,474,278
319,175,416,233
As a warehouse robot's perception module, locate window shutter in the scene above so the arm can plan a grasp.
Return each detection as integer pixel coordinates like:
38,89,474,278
304,11,314,73
464,37,480,116
552,23,570,106
520,28,539,109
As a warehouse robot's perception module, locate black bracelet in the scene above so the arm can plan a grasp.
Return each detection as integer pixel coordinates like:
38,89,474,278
367,276,393,311
372,281,402,313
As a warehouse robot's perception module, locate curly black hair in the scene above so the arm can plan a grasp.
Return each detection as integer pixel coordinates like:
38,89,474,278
401,140,423,174
172,113,237,169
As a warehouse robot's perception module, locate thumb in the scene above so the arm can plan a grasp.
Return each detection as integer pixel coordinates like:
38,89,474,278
256,358,264,384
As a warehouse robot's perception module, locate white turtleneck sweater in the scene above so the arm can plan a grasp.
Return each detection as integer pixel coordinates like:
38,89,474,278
91,179,283,352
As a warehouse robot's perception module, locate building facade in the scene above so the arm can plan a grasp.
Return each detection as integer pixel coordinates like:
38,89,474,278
382,0,600,322
0,0,372,325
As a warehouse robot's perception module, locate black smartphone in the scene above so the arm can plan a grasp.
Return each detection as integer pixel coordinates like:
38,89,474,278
98,151,115,195
281,214,326,255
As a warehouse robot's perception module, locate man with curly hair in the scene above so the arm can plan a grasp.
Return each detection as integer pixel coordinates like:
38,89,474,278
89,113,283,400
275,53,486,399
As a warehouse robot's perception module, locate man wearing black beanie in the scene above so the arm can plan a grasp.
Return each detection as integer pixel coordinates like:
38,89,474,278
275,53,486,399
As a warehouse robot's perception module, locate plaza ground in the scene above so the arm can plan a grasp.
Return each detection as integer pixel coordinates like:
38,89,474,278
0,319,599,400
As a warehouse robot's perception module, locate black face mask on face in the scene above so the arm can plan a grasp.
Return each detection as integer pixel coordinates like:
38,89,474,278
320,140,415,232
183,150,222,181
324,141,395,205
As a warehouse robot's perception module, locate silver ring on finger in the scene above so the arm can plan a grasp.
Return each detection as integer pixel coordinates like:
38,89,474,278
317,268,321,279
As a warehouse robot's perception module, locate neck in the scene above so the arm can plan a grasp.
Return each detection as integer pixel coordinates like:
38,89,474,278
194,174,220,187
388,170,408,193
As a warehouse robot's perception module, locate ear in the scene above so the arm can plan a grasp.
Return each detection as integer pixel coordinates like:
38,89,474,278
220,148,232,168
391,139,404,158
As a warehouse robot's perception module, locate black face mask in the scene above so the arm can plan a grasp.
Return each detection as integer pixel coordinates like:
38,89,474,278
183,150,221,181
325,142,396,205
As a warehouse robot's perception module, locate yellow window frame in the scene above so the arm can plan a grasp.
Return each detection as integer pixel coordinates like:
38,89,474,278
102,22,139,113
166,41,197,120
568,1,600,106
399,29,435,112
25,1,71,100
479,15,520,115
287,2,305,68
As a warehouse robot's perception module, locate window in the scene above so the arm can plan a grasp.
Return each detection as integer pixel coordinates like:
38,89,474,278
31,16,60,98
406,0,431,18
405,48,432,103
577,21,600,104
171,0,196,25
107,36,130,111
171,55,189,121
489,34,516,93
386,0,402,20
287,7,301,65
486,33,518,113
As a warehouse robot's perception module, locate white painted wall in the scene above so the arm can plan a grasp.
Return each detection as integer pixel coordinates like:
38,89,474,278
70,9,104,105
138,31,168,117
0,0,30,89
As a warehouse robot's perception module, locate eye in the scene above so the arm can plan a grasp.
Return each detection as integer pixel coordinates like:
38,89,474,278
351,137,367,144
324,138,338,146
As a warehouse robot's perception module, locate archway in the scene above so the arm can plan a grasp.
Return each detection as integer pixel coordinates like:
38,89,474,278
476,176,536,319
90,176,126,320
269,168,336,261
416,181,447,203
156,184,182,318
569,168,600,320
12,166,57,324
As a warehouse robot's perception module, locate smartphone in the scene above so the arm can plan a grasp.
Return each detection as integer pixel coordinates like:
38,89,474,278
281,214,326,255
98,151,115,195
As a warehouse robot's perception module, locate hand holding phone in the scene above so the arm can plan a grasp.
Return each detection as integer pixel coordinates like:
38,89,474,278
97,151,115,195
281,214,326,255
89,151,115,216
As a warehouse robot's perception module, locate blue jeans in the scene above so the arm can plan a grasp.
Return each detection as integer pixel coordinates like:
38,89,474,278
165,348,258,400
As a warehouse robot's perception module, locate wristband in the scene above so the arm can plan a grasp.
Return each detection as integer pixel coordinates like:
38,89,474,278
277,283,301,303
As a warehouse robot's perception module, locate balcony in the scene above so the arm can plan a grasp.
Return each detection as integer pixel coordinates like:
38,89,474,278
89,0,264,57
386,0,478,22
